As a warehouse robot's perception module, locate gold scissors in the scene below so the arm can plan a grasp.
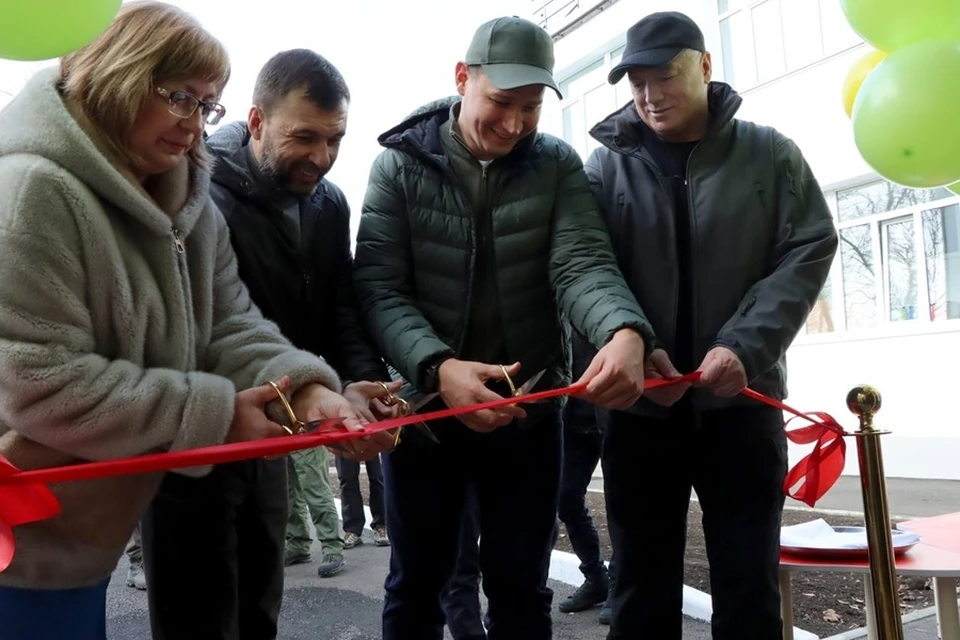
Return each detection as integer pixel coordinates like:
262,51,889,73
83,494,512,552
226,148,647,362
377,381,440,445
499,367,548,401
267,381,351,454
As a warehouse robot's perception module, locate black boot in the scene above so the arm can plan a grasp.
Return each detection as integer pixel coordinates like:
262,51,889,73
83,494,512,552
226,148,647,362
559,568,609,613
598,571,616,625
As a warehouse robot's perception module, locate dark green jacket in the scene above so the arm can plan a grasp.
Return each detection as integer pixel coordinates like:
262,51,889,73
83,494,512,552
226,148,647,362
353,97,654,395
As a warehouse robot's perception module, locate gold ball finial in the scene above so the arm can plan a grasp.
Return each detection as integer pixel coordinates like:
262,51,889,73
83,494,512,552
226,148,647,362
846,385,882,419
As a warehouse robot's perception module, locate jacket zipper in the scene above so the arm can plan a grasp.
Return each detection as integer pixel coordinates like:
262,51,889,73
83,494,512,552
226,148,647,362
171,226,194,366
631,151,692,364
449,129,489,355
172,227,185,254
478,164,490,266
626,141,702,371
683,144,702,371
469,163,492,351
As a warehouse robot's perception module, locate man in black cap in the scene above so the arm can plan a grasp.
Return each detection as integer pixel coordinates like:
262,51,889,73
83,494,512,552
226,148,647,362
353,15,656,640
582,10,838,640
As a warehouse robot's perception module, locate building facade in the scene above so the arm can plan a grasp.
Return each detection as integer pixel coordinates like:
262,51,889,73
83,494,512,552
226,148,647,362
533,0,960,480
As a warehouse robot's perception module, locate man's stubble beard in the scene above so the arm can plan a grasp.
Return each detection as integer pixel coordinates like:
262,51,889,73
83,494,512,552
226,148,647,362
258,137,322,198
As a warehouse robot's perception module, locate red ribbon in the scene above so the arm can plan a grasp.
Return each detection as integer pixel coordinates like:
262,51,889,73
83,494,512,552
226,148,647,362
0,374,847,571
740,388,848,509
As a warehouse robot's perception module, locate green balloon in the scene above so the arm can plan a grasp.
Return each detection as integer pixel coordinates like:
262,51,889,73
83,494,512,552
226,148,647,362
841,0,960,52
852,39,960,188
0,0,122,61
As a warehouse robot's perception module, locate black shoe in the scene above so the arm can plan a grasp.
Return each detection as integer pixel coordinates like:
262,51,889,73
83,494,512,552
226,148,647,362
598,574,616,625
598,601,612,625
558,570,609,613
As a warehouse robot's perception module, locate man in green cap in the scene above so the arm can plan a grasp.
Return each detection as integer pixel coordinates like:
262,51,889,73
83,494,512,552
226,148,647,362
353,16,655,640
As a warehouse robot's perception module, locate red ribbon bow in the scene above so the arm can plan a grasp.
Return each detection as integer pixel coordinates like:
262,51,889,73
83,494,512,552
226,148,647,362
0,375,847,571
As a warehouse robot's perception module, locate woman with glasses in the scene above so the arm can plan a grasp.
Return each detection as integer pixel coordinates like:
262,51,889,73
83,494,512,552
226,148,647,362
0,2,393,637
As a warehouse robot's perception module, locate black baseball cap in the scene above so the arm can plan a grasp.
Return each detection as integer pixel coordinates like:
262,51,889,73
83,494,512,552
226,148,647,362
608,11,706,84
465,16,563,100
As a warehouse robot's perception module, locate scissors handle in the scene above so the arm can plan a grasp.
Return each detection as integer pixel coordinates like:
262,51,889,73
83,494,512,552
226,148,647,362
375,382,405,446
268,380,301,435
499,365,520,397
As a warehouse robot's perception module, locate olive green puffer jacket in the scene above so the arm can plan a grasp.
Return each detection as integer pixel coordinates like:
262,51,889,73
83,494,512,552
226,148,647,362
353,97,653,395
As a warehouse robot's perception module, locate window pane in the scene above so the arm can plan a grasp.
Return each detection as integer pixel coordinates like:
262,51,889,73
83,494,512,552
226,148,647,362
781,0,824,71
837,180,953,222
841,224,877,329
560,59,605,101
819,0,862,54
882,218,918,321
719,0,750,13
806,273,836,333
562,101,586,160
583,85,610,157
837,181,887,222
720,12,757,89
752,0,786,83
923,204,960,321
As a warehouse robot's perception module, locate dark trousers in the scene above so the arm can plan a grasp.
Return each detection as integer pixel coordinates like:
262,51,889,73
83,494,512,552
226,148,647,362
442,484,486,640
336,453,386,534
141,458,287,640
603,405,787,640
0,579,109,640
382,414,561,640
559,427,611,580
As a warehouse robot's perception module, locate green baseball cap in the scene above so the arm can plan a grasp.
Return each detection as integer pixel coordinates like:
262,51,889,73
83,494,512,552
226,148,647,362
465,17,563,100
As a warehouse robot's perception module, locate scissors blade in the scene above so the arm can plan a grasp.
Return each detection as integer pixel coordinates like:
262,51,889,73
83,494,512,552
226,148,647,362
510,368,550,404
300,418,345,435
298,418,353,454
518,369,547,396
396,389,441,444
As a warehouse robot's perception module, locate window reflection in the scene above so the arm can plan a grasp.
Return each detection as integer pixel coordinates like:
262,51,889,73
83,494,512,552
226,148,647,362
923,204,960,321
837,181,951,223
806,275,836,334
882,218,918,322
841,224,877,330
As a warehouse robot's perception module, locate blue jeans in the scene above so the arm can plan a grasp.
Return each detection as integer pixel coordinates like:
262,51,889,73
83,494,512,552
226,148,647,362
0,578,109,640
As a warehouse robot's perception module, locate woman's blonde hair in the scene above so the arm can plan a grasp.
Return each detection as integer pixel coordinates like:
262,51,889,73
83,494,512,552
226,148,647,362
59,0,230,171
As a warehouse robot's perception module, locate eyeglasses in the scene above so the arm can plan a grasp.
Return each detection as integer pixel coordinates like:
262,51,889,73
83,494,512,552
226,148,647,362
155,86,226,125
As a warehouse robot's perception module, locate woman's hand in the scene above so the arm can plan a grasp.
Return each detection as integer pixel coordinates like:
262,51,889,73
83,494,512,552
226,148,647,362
226,377,290,443
291,383,398,461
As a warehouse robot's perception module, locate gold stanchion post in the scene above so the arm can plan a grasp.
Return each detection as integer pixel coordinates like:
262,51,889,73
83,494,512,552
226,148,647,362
847,385,904,640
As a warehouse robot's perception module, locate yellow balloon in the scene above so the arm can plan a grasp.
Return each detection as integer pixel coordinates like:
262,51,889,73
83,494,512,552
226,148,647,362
842,49,887,118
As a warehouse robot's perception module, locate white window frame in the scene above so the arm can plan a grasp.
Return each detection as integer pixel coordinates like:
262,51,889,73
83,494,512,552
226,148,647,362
796,179,960,346
555,40,629,161
717,0,862,93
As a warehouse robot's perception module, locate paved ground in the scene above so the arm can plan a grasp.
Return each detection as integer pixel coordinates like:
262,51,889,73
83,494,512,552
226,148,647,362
105,535,711,639
588,475,960,520
782,476,960,519
105,475,960,639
